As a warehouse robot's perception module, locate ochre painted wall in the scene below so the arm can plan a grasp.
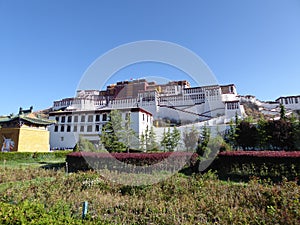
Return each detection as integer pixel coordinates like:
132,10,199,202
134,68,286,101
18,127,50,152
0,127,50,152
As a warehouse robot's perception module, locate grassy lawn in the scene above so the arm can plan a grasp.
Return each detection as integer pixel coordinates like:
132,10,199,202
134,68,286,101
0,151,70,169
0,158,66,168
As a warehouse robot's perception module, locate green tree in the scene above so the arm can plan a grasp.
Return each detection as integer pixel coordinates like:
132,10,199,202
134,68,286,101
288,115,300,150
257,116,270,150
73,135,97,152
224,120,238,150
100,110,127,152
265,119,291,150
110,110,123,134
293,120,300,150
148,126,159,151
235,111,241,125
183,126,199,152
122,113,137,152
160,126,181,152
141,126,158,151
235,121,259,150
207,135,227,157
140,132,146,151
144,125,150,151
196,125,211,156
280,104,287,120
172,126,181,151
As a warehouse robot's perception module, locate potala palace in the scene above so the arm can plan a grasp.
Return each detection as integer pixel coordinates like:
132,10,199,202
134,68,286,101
49,79,300,149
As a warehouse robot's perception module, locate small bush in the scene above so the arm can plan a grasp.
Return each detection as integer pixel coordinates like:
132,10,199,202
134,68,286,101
0,201,83,224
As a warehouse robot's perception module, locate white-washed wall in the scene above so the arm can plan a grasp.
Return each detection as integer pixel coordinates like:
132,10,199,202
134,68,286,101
48,110,152,149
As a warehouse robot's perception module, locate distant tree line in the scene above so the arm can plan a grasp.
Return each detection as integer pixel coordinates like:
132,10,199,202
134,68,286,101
224,105,300,151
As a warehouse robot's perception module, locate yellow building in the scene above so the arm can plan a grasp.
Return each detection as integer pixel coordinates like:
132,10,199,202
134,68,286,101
0,107,56,152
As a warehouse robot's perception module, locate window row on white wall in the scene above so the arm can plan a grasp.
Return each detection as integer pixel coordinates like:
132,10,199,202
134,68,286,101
49,108,153,133
49,108,153,149
54,114,109,124
226,101,240,110
52,112,152,124
52,124,102,133
278,96,300,105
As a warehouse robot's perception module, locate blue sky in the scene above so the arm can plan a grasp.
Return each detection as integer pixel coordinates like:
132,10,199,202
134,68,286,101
0,0,300,115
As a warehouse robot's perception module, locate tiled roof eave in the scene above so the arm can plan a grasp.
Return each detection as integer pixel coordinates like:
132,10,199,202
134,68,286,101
0,116,55,126
21,117,56,126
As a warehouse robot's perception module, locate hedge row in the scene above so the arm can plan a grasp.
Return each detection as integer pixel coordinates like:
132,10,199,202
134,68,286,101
210,151,300,181
218,151,300,158
66,150,300,181
0,151,71,161
66,152,198,173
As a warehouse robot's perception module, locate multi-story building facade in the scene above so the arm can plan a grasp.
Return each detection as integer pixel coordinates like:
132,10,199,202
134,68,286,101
239,94,300,118
52,79,245,123
48,107,152,149
49,79,246,149
276,95,300,111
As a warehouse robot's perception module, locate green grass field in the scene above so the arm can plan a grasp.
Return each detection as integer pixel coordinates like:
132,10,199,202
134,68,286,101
0,156,299,224
0,158,66,169
0,151,69,169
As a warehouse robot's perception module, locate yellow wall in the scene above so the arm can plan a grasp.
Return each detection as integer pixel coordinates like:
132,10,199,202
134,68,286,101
0,127,50,152
18,127,50,152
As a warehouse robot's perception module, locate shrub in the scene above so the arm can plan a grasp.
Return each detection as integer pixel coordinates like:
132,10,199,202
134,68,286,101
0,201,83,224
211,151,300,182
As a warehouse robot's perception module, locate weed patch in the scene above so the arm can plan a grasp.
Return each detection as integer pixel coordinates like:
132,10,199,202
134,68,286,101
0,168,299,224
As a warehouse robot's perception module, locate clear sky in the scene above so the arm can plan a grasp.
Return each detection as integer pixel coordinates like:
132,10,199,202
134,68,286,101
0,0,300,115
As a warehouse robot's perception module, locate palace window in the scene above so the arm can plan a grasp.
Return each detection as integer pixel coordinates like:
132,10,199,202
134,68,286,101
67,125,71,132
54,126,58,132
80,126,85,132
95,115,100,122
81,115,85,122
67,116,72,123
60,125,65,132
73,126,77,132
74,116,78,122
95,125,100,132
102,114,107,121
88,115,93,122
61,116,65,123
227,102,239,110
87,125,93,132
